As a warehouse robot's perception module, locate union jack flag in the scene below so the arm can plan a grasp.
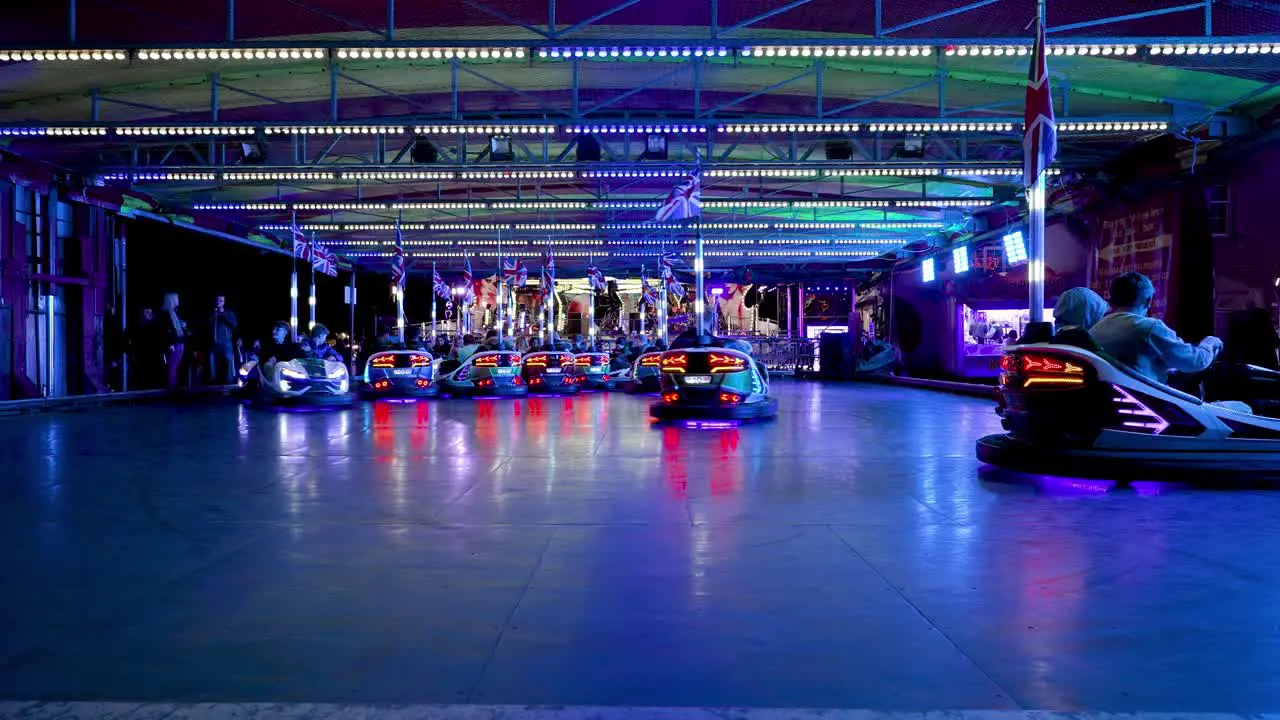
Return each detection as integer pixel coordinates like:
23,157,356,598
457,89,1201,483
541,252,556,300
502,258,527,287
660,252,684,299
586,265,607,292
462,252,475,303
639,265,659,307
655,165,701,222
1023,19,1057,187
291,220,312,261
310,242,338,277
432,265,449,299
390,225,407,289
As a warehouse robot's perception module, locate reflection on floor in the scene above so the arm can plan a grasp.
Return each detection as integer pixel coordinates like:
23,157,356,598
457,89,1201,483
1,382,1277,712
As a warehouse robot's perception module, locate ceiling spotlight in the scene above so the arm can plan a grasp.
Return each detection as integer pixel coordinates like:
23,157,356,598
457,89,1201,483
488,135,514,162
643,133,668,160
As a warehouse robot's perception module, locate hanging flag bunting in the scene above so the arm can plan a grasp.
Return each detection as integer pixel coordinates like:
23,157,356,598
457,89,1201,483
390,224,407,289
433,266,450,299
1023,18,1057,187
587,265,607,292
655,164,702,222
502,258,528,287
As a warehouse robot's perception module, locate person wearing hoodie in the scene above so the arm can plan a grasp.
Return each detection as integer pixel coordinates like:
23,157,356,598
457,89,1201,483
1052,287,1110,350
1090,272,1223,385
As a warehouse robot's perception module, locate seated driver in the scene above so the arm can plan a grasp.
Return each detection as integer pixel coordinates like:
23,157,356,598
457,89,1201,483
1090,272,1223,385
309,324,343,363
260,321,304,366
1052,287,1108,350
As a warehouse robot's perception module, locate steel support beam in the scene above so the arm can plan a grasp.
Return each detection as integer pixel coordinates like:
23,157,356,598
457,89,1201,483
718,0,813,36
578,64,691,116
226,0,235,42
550,0,646,39
457,64,567,115
822,78,939,118
1047,2,1209,33
386,0,395,41
699,68,815,117
335,70,437,115
455,0,552,38
68,0,76,43
880,0,1008,36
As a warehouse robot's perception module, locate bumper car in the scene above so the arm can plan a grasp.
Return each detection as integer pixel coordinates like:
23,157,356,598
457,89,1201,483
574,352,619,390
437,350,528,397
627,352,664,393
360,350,438,399
649,345,777,421
238,357,354,409
976,344,1280,481
521,351,581,394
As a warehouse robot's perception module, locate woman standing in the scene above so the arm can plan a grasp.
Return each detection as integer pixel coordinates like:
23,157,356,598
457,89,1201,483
161,293,188,389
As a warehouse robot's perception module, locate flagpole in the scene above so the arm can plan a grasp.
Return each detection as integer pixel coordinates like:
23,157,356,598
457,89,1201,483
588,252,596,348
431,261,438,343
496,229,505,343
639,265,647,338
1028,0,1049,324
348,269,357,375
289,211,299,340
308,232,317,334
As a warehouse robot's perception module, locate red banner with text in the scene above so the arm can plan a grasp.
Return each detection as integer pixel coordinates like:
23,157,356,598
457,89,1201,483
1089,192,1178,321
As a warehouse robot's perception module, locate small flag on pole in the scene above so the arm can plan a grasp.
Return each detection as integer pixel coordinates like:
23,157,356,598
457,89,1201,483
433,267,449,298
655,165,702,222
639,266,658,307
660,251,684,298
502,258,528,287
291,220,312,261
462,252,475,303
1023,19,1057,187
390,224,407,289
586,265,607,292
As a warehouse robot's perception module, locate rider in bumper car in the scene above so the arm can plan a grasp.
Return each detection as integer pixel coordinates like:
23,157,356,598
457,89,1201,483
975,274,1280,480
240,321,353,408
649,331,776,422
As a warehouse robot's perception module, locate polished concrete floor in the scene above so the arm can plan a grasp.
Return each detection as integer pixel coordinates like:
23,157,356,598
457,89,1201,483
2,382,1279,714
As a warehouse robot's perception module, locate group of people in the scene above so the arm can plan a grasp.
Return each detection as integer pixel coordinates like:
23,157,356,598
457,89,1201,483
1052,271,1280,385
130,293,241,390
130,293,356,390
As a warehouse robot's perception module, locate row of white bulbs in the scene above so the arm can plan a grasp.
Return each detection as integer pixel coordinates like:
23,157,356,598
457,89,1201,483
262,221,948,231
7,123,1162,137
3,42,1271,65
344,249,884,258
331,238,904,246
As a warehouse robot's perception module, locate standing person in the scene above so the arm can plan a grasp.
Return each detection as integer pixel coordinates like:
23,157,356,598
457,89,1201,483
130,307,164,389
161,293,188,390
208,294,238,385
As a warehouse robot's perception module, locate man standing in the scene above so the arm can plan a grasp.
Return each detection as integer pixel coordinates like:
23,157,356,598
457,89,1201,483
208,295,239,384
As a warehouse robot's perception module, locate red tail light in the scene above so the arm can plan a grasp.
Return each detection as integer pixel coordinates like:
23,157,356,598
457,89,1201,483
709,352,746,373
416,378,431,388
662,391,679,403
478,378,494,387
661,353,688,372
719,391,743,404
513,376,524,385
374,379,390,389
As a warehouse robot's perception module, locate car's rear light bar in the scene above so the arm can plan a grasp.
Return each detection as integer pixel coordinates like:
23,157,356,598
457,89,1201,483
640,355,662,367
371,355,396,368
409,354,431,367
661,353,688,372
525,353,549,367
709,352,747,373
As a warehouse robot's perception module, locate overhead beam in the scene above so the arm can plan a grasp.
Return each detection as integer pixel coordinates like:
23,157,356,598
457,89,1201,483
717,0,814,36
880,0,1008,36
1047,2,1209,34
